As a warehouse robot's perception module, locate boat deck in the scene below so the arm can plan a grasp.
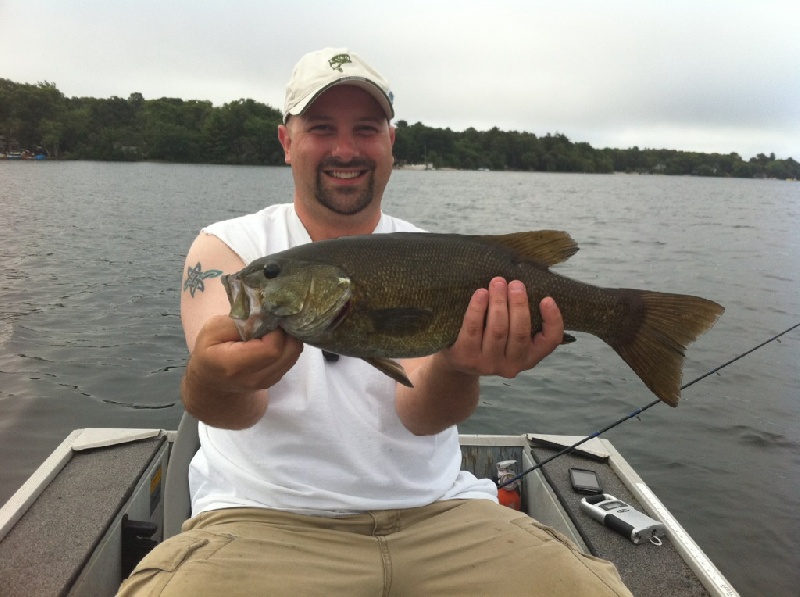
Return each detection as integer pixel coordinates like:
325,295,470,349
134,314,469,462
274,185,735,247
0,434,167,597
530,442,708,597
0,430,734,596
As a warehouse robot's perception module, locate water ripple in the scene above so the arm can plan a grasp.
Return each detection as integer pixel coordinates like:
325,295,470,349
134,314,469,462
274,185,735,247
0,165,798,595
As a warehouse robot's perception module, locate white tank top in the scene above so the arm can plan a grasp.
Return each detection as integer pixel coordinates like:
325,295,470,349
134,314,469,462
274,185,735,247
189,203,497,516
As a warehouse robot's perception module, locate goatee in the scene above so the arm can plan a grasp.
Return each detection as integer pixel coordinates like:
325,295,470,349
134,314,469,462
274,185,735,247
315,157,376,216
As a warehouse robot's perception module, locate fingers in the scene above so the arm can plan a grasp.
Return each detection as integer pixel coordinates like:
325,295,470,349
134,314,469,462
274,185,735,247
537,296,564,347
444,278,562,379
193,315,303,391
483,278,511,361
458,278,524,361
452,287,490,360
446,276,567,379
505,280,533,362
528,296,564,367
198,314,247,344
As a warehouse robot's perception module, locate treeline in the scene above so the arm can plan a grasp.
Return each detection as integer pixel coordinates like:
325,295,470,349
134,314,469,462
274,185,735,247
2,79,798,179
393,122,799,178
0,79,285,164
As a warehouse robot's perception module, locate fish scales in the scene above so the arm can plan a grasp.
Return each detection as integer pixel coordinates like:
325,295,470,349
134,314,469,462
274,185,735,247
222,231,724,406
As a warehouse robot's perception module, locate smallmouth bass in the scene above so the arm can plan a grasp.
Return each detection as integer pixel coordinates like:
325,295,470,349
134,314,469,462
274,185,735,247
221,231,724,406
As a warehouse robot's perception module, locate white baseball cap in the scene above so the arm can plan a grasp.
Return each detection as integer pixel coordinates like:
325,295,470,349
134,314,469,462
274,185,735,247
283,48,394,122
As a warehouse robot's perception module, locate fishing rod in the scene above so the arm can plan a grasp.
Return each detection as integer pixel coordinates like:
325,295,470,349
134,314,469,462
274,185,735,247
498,320,800,488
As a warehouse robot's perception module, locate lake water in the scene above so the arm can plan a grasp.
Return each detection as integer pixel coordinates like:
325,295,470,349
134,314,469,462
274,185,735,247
1,162,798,595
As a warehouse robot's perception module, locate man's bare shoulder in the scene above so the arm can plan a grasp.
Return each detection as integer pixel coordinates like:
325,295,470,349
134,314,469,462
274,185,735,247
181,233,246,350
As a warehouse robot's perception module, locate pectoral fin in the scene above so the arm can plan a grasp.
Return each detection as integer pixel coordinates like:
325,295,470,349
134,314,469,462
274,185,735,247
369,308,434,335
363,357,414,387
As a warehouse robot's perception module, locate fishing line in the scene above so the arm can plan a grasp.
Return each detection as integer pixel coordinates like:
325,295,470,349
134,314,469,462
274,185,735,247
498,320,800,488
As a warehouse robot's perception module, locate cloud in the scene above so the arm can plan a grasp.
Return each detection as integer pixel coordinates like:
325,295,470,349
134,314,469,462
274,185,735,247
1,0,798,159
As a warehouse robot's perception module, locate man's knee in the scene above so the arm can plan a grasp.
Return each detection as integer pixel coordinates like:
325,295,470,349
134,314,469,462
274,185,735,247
118,530,235,595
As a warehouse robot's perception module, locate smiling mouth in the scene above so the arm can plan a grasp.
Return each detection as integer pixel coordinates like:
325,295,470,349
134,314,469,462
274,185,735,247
320,158,374,181
324,170,369,182
326,169,367,180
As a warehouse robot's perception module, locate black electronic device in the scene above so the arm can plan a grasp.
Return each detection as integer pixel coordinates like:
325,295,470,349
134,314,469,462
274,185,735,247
568,467,602,494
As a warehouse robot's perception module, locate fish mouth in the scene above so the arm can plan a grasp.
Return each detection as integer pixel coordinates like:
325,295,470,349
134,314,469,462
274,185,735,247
222,266,353,343
222,274,273,341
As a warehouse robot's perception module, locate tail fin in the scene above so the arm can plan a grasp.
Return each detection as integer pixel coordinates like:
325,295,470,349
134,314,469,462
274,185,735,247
607,291,724,406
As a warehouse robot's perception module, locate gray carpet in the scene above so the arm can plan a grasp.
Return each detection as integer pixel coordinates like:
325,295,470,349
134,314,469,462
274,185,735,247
0,437,165,596
531,443,709,597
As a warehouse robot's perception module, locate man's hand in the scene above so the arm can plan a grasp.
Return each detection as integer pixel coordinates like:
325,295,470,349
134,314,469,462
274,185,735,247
441,277,564,378
182,315,303,429
397,278,563,436
191,315,303,393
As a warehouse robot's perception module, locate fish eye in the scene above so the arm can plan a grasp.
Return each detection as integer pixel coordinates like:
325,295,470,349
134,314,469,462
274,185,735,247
263,262,281,279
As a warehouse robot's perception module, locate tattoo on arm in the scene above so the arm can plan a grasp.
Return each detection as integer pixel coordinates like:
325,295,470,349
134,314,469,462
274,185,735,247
184,262,223,297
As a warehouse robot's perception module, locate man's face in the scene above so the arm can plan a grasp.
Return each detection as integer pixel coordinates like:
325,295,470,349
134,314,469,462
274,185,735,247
279,85,395,218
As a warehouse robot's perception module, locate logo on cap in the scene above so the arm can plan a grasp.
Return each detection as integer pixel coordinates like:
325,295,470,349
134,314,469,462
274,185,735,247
328,53,352,72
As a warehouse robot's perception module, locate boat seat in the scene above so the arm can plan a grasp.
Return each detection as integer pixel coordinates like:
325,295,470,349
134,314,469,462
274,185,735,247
163,412,200,539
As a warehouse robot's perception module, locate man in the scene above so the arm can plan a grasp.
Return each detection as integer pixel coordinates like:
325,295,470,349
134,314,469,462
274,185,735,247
120,48,630,596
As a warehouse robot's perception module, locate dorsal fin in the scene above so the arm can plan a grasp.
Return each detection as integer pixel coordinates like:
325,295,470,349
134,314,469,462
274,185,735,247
478,230,579,267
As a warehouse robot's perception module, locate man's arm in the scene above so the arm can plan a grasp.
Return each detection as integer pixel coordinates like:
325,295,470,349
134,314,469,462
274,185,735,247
395,278,564,436
180,233,303,429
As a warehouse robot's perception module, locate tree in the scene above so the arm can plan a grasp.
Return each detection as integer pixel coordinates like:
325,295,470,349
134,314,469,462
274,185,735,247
0,78,791,178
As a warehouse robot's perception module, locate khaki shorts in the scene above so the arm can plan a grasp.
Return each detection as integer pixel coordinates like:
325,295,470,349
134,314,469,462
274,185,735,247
118,499,631,597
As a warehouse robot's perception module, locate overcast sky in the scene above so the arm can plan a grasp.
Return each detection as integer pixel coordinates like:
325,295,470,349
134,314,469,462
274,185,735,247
2,0,798,160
